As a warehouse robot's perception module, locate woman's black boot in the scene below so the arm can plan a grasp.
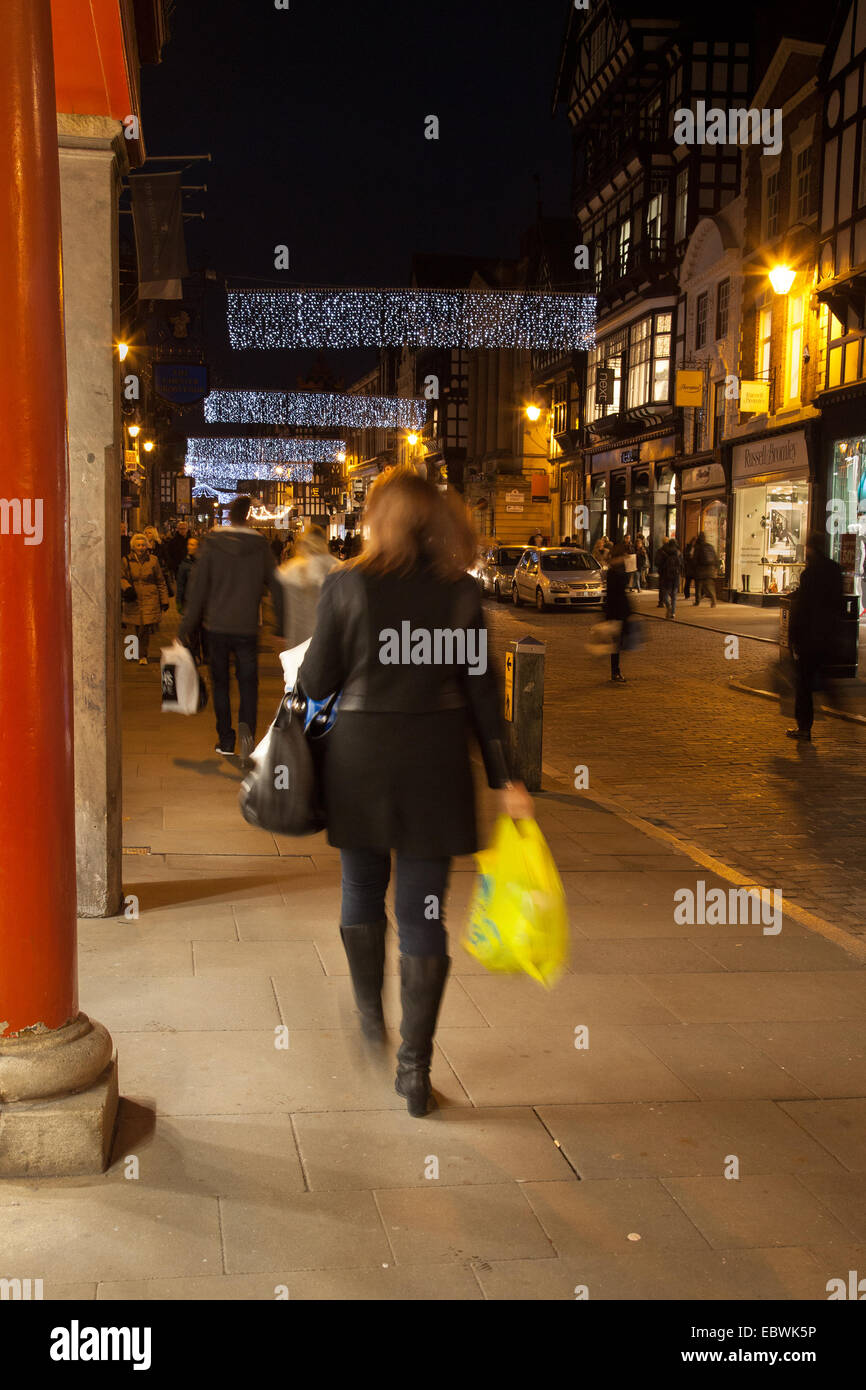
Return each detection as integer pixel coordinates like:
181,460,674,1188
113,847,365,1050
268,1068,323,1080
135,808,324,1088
395,955,451,1117
339,921,387,1042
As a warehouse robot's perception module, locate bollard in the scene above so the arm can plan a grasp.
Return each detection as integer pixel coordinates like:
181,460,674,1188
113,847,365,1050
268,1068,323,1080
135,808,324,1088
504,635,546,792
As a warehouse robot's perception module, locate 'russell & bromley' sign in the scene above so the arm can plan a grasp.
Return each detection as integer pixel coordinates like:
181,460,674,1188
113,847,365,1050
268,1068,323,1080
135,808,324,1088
732,430,808,483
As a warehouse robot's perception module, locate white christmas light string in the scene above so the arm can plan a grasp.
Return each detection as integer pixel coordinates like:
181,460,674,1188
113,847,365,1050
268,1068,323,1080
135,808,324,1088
226,288,596,351
204,389,427,431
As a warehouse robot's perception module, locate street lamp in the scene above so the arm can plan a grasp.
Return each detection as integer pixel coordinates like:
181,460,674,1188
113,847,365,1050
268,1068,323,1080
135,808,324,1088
142,440,155,453
407,432,419,446
524,403,542,422
127,424,140,438
769,265,796,295
117,342,129,361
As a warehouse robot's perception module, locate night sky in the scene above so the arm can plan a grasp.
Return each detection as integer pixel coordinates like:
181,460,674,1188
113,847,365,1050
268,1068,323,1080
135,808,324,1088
139,0,574,389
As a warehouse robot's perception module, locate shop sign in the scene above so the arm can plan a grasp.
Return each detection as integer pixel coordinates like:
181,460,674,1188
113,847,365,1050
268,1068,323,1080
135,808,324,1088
840,533,858,573
675,369,704,407
505,488,524,513
732,430,809,483
176,477,191,514
739,379,770,413
596,367,615,405
621,448,639,464
153,361,209,406
682,462,725,492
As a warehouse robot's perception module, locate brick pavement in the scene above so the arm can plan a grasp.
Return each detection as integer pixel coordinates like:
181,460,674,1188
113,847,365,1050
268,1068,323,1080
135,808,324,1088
486,598,866,936
1,606,864,1301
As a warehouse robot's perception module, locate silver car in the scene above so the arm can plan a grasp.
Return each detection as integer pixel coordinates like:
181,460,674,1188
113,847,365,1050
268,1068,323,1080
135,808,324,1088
477,542,527,601
512,547,605,611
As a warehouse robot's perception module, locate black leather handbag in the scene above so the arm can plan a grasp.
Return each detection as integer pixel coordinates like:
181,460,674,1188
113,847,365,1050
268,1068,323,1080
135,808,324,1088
238,694,325,837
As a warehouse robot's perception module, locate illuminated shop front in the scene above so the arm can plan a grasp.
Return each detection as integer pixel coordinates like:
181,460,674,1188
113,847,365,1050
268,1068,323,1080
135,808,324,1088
827,434,866,603
680,462,728,587
731,429,811,604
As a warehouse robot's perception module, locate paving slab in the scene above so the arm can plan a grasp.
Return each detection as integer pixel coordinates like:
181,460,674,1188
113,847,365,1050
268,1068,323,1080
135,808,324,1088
521,1178,710,1255
270,971,487,1030
733,1021,866,1098
0,1189,222,1281
374,1183,555,1264
795,1173,866,1243
661,1175,859,1249
472,1246,825,1300
96,1265,483,1300
80,975,281,1033
115,1030,470,1115
639,971,866,1023
778,1100,866,1170
459,973,680,1028
436,1025,696,1106
191,940,325,977
292,1108,574,1191
221,1191,393,1273
628,1023,815,1101
535,1101,847,1179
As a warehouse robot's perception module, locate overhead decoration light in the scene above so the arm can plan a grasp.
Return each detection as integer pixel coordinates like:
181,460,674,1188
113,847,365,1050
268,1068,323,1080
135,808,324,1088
249,504,293,524
226,288,597,351
183,436,341,487
204,389,427,431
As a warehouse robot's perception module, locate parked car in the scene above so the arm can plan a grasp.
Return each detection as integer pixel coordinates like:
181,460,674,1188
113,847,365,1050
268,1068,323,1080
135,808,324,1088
511,546,605,611
476,541,527,601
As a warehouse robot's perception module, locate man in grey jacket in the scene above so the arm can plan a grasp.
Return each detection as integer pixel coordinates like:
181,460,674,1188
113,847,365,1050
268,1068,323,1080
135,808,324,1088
179,495,284,759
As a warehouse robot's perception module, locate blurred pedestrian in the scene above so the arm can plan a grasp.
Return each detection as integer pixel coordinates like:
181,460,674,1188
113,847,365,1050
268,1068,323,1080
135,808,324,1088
656,537,683,619
603,539,632,683
178,495,284,761
683,537,697,600
635,535,649,592
270,534,284,564
165,521,190,581
592,534,612,566
277,525,337,651
176,536,206,663
786,531,845,742
693,531,718,608
122,532,169,665
144,525,173,594
298,468,532,1116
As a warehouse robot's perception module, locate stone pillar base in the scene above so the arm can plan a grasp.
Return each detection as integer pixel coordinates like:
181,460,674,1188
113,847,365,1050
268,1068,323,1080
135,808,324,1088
0,1059,118,1178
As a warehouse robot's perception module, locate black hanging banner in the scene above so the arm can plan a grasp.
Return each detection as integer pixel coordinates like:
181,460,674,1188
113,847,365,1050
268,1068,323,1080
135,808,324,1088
129,172,189,300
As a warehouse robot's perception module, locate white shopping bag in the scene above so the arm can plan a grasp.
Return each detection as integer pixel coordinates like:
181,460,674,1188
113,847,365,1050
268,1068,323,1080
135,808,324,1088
623,554,637,573
160,640,202,715
279,638,311,695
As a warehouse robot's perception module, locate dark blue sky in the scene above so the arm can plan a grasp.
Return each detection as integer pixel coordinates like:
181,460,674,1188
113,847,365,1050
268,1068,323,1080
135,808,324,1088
139,0,574,387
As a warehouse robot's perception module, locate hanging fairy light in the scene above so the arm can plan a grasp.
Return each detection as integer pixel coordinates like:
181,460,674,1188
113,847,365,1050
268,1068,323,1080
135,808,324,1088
226,288,597,351
185,437,342,468
204,389,427,430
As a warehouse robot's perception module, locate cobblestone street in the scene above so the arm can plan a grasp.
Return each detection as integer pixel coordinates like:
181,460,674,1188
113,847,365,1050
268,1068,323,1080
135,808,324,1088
486,598,866,937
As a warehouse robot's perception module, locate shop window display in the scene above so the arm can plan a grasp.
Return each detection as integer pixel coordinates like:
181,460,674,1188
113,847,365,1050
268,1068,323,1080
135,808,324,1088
734,480,808,595
828,436,866,603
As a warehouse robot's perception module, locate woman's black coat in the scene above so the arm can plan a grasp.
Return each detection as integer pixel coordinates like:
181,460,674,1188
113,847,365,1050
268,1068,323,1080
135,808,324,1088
298,563,509,857
603,561,632,622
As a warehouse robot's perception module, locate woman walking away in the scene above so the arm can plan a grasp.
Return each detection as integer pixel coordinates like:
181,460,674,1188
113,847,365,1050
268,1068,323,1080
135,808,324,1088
122,532,169,664
278,526,337,650
298,469,532,1117
604,539,632,683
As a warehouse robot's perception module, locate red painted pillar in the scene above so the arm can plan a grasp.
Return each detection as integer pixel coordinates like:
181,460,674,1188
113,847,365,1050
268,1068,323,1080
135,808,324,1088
0,0,78,1036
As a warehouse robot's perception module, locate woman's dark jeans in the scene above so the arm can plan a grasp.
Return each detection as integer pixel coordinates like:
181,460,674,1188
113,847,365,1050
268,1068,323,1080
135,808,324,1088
340,849,451,956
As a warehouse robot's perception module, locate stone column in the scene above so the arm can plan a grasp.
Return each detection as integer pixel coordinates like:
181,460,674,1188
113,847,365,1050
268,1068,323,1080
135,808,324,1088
0,0,118,1178
57,114,125,918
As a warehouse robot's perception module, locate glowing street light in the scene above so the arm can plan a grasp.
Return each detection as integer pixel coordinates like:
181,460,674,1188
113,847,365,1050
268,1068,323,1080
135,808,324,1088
769,265,796,295
127,424,140,438
524,403,542,422
117,342,129,361
407,432,419,446
142,440,155,453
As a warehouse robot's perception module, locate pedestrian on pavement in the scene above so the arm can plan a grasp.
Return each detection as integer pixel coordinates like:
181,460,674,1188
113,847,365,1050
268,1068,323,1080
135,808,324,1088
144,525,174,595
277,525,338,651
165,521,189,581
635,535,649,592
122,532,169,665
603,539,632,683
786,531,845,742
592,534,612,566
175,536,206,664
683,537,697,600
298,467,533,1117
656,537,683,619
693,531,718,608
178,494,284,762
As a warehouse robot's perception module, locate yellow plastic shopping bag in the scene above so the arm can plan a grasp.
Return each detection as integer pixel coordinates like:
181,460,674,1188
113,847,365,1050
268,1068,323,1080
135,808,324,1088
462,816,568,987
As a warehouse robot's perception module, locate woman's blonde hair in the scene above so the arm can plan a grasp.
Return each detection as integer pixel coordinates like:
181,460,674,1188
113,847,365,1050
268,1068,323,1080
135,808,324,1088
354,468,476,582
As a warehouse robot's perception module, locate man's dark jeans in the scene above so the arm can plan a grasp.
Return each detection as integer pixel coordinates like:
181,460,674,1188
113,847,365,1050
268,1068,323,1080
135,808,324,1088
207,631,258,750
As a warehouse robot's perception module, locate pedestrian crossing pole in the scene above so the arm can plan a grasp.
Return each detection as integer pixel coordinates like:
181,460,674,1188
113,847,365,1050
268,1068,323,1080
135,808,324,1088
504,636,546,792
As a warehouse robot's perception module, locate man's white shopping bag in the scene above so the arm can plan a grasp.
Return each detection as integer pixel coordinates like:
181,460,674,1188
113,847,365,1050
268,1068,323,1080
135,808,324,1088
161,640,206,715
279,638,311,695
